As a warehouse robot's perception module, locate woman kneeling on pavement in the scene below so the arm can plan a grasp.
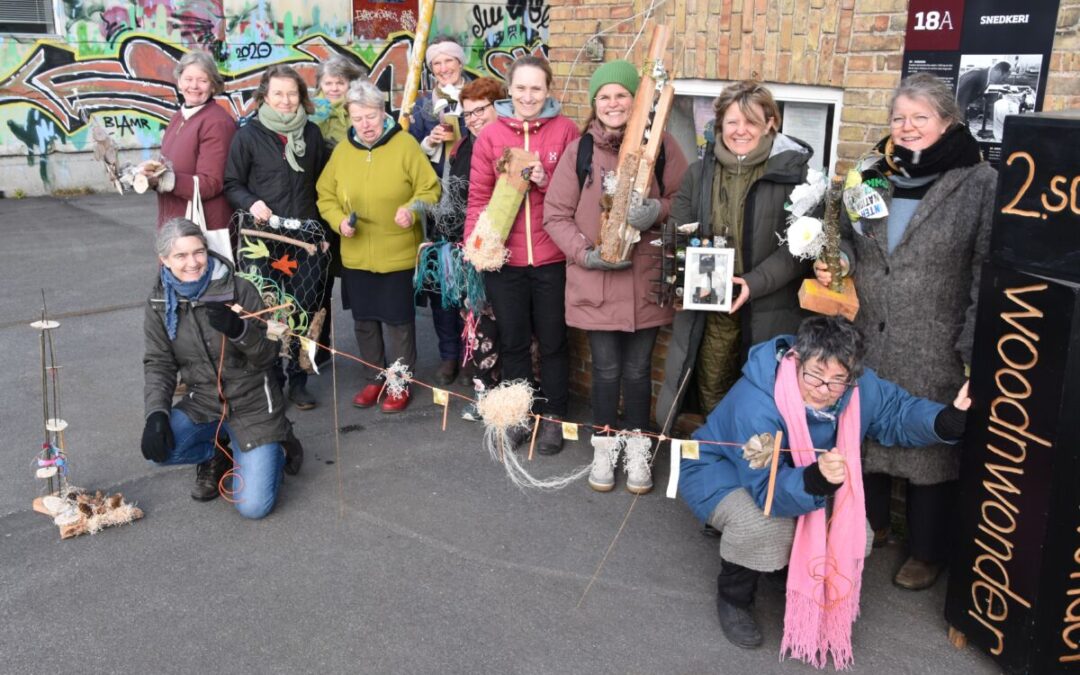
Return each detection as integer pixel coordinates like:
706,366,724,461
141,218,301,519
680,315,969,664
317,79,440,413
544,59,687,493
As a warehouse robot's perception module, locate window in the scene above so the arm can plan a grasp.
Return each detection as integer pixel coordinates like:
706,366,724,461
0,0,60,35
668,80,844,177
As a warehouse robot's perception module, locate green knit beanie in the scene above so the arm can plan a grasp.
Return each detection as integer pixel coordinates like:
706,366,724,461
588,59,640,101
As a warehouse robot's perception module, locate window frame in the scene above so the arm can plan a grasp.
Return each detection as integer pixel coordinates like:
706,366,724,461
0,0,64,38
672,78,844,177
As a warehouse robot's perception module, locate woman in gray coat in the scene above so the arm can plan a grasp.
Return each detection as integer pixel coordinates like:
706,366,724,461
142,218,301,518
825,73,995,590
657,82,813,430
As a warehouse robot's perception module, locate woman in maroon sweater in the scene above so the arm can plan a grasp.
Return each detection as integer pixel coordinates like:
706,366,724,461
151,51,236,233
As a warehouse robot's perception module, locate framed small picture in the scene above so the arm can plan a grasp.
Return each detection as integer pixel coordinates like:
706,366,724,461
682,247,735,312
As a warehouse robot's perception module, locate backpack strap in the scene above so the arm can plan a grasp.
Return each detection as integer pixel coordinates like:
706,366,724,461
577,132,668,194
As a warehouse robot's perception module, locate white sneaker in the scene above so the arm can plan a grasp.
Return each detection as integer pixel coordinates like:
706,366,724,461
588,435,620,492
623,435,654,495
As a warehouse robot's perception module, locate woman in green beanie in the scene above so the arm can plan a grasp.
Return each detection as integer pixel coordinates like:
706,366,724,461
544,59,688,494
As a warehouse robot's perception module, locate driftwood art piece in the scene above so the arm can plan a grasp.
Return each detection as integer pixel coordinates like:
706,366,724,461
598,25,676,263
798,176,860,320
397,0,436,133
463,147,535,271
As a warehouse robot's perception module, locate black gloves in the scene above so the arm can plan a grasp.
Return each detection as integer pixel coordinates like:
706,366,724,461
141,410,174,462
205,302,245,339
802,462,841,496
934,405,967,441
581,248,632,271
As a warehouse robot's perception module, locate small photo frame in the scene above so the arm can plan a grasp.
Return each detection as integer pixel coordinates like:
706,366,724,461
682,247,735,312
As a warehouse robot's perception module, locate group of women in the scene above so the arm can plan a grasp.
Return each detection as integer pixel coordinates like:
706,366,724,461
140,42,994,632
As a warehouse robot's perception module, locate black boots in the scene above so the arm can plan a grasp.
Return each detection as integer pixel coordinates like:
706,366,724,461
192,443,230,501
716,560,763,648
282,422,304,476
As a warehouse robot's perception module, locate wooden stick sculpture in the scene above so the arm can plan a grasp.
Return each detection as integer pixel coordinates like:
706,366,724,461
797,176,860,320
463,147,535,271
598,25,676,263
397,0,437,132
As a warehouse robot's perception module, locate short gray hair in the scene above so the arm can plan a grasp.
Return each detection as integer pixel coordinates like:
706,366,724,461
173,51,225,96
317,54,364,86
156,217,207,258
791,315,866,381
345,79,387,112
890,73,962,125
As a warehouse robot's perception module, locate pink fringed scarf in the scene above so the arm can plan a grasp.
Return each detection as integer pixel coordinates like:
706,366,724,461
774,354,866,670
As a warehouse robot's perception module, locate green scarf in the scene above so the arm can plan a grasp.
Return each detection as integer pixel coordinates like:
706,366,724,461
257,103,308,172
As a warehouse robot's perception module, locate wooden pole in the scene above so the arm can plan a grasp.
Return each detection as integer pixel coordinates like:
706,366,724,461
398,0,437,132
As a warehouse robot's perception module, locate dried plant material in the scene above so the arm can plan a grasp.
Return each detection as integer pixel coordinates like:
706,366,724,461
742,432,776,470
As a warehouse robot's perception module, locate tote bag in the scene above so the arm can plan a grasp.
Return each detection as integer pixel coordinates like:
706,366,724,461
185,176,234,264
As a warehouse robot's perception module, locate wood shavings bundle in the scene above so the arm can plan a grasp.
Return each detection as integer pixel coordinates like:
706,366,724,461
476,381,592,490
742,432,776,470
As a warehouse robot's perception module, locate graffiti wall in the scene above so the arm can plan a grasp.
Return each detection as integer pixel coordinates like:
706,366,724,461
0,0,549,192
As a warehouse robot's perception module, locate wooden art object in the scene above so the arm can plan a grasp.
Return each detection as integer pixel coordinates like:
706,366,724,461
463,147,535,271
798,176,860,320
598,25,676,263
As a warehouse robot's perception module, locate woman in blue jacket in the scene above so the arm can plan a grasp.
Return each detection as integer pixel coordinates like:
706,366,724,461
681,315,969,654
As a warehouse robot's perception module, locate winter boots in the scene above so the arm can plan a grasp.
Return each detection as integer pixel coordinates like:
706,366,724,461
588,434,654,494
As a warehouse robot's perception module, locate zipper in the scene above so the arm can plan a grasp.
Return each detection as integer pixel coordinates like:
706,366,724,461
523,121,534,265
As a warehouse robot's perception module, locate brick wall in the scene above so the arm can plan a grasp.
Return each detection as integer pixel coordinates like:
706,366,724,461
548,0,1080,422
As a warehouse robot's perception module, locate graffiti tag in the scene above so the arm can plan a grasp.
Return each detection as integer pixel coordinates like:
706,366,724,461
102,115,153,137
234,42,273,60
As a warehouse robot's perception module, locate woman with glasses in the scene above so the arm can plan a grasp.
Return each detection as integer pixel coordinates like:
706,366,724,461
544,59,688,493
817,73,995,591
657,81,818,437
681,315,970,651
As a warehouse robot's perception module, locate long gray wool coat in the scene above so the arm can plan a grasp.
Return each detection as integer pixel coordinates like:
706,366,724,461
852,161,996,484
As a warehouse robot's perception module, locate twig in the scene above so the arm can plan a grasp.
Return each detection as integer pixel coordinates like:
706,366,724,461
239,228,317,255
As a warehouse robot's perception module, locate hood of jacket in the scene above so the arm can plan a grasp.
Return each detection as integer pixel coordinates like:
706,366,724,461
492,97,563,126
348,118,402,151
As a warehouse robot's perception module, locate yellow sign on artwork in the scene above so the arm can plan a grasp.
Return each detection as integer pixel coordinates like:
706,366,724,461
432,388,449,405
680,441,700,460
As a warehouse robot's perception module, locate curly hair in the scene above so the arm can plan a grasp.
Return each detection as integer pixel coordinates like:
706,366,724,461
791,315,867,381
459,77,506,105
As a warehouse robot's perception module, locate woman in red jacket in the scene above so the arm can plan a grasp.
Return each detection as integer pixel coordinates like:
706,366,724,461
544,60,688,493
150,51,236,233
463,56,579,454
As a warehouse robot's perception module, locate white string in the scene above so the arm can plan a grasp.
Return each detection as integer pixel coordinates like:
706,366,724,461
558,0,671,101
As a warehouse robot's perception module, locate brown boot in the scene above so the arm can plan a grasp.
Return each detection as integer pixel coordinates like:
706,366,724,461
872,527,890,548
893,557,943,590
434,359,458,385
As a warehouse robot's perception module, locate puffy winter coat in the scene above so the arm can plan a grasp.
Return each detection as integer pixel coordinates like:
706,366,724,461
657,134,814,431
223,117,329,221
157,102,236,231
854,161,996,484
143,254,287,451
463,99,580,267
317,123,441,273
543,123,689,331
680,335,947,524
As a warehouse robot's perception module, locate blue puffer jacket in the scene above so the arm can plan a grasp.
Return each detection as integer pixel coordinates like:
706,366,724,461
680,335,948,523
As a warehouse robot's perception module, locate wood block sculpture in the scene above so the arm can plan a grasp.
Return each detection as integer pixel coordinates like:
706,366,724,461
798,176,859,320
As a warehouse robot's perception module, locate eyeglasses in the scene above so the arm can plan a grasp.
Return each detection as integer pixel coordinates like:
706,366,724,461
595,92,633,106
800,370,851,394
889,114,936,129
461,103,492,120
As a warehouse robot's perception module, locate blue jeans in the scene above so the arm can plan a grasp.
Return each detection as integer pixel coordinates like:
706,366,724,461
155,409,284,519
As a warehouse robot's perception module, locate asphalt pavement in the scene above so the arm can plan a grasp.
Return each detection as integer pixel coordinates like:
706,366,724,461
0,194,1000,674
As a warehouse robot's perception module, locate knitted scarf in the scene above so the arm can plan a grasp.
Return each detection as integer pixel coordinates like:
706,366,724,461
257,103,308,172
873,123,981,179
774,353,866,670
160,257,215,341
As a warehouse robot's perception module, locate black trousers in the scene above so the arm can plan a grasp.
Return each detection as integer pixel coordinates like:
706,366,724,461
587,327,659,431
865,473,957,563
483,263,568,416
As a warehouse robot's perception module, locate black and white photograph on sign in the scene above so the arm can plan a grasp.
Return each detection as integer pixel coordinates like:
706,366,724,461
682,247,734,312
956,54,1041,142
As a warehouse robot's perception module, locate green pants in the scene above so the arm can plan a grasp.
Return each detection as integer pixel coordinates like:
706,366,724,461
696,311,742,415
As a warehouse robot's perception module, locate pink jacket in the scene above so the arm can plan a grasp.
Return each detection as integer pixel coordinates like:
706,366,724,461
464,100,579,267
543,124,689,332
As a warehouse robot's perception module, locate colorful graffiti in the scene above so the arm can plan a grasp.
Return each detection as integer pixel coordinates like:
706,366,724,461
0,0,548,191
